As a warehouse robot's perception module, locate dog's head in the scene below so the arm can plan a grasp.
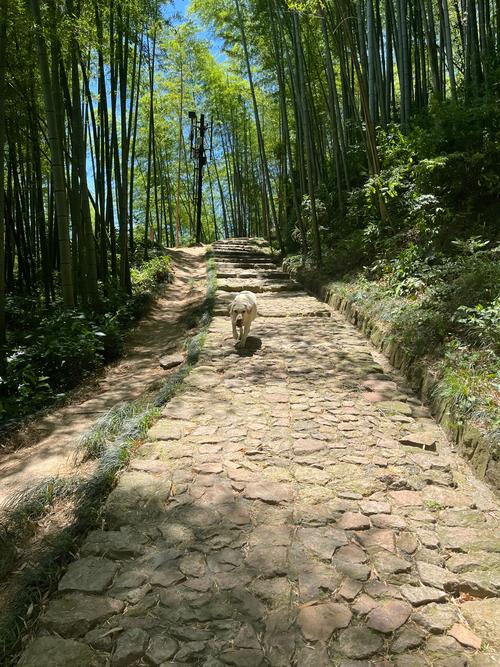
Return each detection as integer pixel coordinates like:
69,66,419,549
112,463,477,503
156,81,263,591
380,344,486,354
230,300,250,327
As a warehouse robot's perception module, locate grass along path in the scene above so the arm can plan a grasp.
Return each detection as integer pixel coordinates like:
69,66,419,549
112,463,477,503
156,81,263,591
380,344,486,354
17,239,500,666
0,247,207,507
0,250,217,664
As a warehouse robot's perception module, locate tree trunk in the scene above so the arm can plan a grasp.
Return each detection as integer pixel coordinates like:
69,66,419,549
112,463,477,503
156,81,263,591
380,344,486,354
234,0,283,252
28,0,74,307
0,0,7,357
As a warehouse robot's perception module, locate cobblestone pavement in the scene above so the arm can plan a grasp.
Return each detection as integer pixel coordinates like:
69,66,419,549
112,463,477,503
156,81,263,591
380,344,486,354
19,239,500,666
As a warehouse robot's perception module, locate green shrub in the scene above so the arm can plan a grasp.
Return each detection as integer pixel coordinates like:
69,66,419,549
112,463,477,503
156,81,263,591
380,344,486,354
1,311,106,420
1,255,175,424
454,298,500,353
131,256,173,293
439,341,500,426
385,244,500,356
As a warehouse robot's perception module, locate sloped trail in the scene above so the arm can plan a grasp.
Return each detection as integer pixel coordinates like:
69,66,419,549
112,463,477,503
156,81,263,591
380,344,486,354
18,239,499,666
0,247,207,509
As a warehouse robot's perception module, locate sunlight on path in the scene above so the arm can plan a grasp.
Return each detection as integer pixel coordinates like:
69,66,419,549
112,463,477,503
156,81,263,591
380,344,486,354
18,240,500,666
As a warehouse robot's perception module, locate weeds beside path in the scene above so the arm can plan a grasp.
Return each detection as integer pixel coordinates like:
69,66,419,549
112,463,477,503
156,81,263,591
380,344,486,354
0,247,216,663
0,247,207,507
286,246,500,491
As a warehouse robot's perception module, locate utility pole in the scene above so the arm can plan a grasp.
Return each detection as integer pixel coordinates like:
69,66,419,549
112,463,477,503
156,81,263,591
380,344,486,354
195,113,206,244
189,111,211,244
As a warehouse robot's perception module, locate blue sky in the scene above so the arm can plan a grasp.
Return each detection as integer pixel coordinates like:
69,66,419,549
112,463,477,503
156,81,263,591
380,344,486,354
165,0,226,62
172,0,189,13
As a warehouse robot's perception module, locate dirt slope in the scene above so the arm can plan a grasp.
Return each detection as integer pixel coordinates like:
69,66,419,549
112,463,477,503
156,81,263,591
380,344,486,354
0,247,207,508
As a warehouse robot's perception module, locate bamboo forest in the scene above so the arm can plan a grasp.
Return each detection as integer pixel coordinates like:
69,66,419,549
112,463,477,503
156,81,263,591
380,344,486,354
0,0,500,664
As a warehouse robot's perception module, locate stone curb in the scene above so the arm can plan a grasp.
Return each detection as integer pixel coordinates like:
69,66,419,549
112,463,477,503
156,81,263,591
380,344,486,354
289,269,498,494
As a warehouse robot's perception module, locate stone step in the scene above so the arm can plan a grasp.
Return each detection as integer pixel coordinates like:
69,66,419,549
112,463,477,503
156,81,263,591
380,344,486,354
213,240,267,248
214,256,277,265
212,239,256,245
212,245,260,252
215,256,278,263
213,247,271,255
212,239,330,317
214,256,277,263
215,253,269,258
217,280,298,293
214,292,331,317
216,265,279,273
217,270,289,280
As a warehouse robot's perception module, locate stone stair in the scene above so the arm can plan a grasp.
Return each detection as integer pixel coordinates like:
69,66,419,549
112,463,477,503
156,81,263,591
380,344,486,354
18,236,500,667
212,239,332,318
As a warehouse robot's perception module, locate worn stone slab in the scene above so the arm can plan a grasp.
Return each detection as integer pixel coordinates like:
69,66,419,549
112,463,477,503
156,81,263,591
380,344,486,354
378,401,413,416
335,544,367,564
294,645,330,667
401,584,448,606
400,432,438,451
338,626,384,659
457,568,500,597
298,565,343,602
18,637,103,667
148,420,184,440
293,438,326,455
338,578,363,601
243,481,293,504
112,628,149,666
145,635,178,664
297,602,352,640
448,623,482,650
249,524,292,547
389,490,423,507
58,557,119,593
357,528,395,552
41,593,124,637
358,500,391,515
245,545,288,577
105,471,171,528
159,353,184,370
366,600,412,633
297,526,348,560
437,526,500,552
332,559,371,581
391,627,425,653
82,529,147,559
413,603,458,634
352,593,378,615
371,552,412,576
337,512,371,530
416,561,458,591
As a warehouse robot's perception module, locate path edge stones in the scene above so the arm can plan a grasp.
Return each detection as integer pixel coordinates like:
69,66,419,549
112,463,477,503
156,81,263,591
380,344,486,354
288,267,498,494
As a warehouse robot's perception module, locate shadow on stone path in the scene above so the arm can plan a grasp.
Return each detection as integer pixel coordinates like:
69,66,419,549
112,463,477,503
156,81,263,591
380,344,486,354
18,239,500,666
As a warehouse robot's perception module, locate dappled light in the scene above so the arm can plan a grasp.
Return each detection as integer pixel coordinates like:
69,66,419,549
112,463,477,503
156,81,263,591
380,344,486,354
15,241,499,666
2,0,500,661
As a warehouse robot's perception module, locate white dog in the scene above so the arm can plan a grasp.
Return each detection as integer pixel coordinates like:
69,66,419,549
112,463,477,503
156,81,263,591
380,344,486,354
230,291,257,347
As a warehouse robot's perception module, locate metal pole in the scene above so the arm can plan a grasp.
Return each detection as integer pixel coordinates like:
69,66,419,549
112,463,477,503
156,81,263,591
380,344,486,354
195,113,205,244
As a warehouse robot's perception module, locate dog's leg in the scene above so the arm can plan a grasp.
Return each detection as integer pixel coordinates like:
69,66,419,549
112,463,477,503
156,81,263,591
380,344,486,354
232,322,239,341
240,321,251,347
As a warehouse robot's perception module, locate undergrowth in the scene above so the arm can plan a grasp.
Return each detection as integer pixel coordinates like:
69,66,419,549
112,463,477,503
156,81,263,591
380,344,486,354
0,251,217,665
285,102,500,472
0,255,174,426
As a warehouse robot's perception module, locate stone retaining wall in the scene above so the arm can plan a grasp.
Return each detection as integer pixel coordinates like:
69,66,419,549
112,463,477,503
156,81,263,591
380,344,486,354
290,269,499,494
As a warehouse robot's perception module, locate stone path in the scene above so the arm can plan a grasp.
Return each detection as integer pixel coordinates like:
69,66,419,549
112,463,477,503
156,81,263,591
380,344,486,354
18,239,500,666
